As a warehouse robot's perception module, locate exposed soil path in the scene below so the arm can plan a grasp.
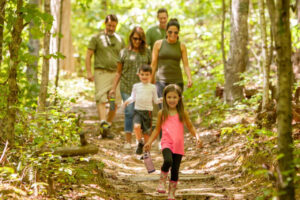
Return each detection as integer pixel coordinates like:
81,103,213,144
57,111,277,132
69,99,260,200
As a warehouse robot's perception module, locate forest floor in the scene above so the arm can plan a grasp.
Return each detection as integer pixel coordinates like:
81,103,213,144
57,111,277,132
63,98,266,200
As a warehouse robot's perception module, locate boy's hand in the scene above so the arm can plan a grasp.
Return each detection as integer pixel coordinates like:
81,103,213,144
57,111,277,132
123,101,129,107
196,139,203,148
158,97,163,104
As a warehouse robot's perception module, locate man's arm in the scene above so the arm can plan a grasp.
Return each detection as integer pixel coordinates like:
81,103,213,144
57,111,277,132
85,49,94,82
146,29,152,48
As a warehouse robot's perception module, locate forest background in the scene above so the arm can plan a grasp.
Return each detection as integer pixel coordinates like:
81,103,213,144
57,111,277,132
0,0,300,199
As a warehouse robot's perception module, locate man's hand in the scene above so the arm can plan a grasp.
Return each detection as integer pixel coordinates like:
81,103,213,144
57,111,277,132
87,73,94,82
109,89,115,97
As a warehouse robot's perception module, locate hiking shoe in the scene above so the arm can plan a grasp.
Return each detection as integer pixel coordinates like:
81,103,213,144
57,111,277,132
124,143,131,150
136,142,144,155
100,121,114,139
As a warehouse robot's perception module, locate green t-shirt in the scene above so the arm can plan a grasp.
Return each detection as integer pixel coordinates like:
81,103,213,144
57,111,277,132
146,25,166,51
88,31,125,71
119,48,151,94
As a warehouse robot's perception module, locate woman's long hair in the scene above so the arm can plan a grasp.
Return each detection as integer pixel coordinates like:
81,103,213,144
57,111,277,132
129,26,146,53
161,84,185,124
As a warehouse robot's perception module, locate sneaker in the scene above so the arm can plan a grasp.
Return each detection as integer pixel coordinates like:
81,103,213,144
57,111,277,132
100,121,114,139
136,142,144,155
124,143,131,150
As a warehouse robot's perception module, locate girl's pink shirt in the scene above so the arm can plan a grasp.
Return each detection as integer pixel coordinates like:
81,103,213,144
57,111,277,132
161,113,184,155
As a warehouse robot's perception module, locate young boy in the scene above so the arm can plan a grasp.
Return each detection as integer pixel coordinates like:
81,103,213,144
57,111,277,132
124,64,162,154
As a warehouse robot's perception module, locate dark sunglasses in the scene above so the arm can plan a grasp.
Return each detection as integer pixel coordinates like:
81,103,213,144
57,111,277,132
167,31,179,35
132,37,142,41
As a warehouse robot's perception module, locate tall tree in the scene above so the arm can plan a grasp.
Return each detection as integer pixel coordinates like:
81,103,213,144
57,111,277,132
6,0,25,144
273,0,295,199
54,0,63,92
259,0,271,110
224,0,249,104
38,0,51,112
221,0,227,71
27,0,40,96
0,0,6,69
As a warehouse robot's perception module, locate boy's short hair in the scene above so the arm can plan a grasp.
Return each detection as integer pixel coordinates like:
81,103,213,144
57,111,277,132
139,64,152,73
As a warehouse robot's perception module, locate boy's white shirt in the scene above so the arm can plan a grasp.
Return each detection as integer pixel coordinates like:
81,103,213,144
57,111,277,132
126,82,161,111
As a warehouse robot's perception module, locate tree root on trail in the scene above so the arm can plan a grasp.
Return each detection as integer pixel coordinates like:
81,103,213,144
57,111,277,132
41,144,98,157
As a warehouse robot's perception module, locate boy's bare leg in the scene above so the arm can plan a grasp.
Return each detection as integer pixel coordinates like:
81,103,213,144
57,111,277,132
134,124,142,141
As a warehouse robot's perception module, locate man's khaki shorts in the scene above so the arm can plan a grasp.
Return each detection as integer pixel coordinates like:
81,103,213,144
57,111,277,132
94,69,121,105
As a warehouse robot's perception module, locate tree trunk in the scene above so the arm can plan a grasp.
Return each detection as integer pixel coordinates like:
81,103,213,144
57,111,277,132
38,0,51,112
54,0,63,91
274,0,295,199
0,0,6,69
41,144,98,157
224,0,249,104
266,0,275,96
60,0,75,74
6,0,25,144
221,0,227,71
27,0,40,97
259,0,270,111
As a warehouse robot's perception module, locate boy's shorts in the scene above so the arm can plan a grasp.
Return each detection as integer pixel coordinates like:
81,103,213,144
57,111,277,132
94,69,121,105
133,110,152,135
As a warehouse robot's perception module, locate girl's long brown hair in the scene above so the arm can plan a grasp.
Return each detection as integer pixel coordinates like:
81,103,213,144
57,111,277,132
161,84,185,124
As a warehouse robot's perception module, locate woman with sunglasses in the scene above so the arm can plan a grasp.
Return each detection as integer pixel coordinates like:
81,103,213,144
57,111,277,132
151,18,193,95
110,26,151,150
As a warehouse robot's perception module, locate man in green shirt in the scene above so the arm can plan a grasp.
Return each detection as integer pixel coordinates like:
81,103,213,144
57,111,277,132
86,14,125,139
146,8,168,51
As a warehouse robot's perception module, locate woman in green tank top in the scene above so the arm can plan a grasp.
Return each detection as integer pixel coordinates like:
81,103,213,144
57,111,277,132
151,18,193,98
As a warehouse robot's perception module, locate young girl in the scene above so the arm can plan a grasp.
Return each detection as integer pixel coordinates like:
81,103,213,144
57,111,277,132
143,84,202,200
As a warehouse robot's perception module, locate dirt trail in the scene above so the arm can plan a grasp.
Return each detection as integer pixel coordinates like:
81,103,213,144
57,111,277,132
70,100,260,200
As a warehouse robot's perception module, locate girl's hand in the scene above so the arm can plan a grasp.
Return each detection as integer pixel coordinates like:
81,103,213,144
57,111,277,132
143,142,151,152
196,139,203,148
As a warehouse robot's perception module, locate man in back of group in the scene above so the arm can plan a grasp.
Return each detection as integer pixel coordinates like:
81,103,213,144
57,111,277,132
146,8,168,51
85,14,125,139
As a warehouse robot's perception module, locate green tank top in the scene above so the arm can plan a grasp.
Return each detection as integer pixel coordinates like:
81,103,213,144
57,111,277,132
157,39,183,83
